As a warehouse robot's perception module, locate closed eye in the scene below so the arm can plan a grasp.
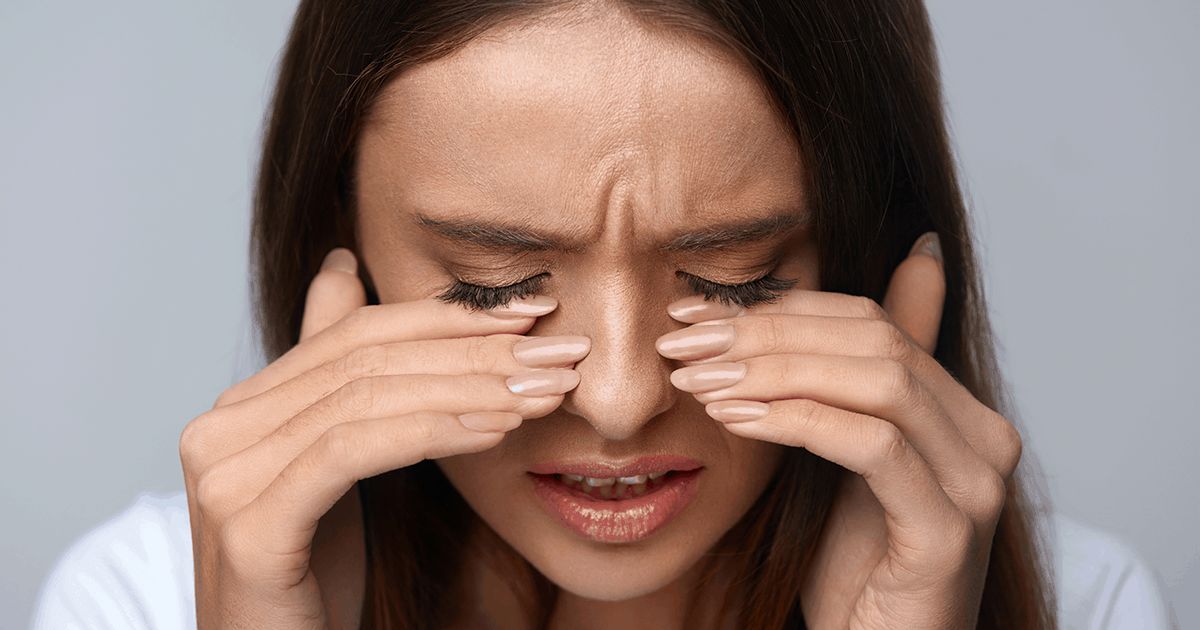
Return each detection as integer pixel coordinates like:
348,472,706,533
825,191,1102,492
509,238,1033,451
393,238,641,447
676,270,798,307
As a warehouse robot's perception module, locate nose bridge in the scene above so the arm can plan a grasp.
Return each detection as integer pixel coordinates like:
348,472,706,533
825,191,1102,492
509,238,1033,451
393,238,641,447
558,266,679,441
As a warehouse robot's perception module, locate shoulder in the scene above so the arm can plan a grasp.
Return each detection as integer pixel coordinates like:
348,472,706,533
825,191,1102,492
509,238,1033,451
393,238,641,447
30,491,196,630
1048,511,1177,630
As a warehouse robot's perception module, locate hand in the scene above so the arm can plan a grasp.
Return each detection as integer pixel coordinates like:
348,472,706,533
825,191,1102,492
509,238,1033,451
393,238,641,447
655,232,1022,629
179,248,589,629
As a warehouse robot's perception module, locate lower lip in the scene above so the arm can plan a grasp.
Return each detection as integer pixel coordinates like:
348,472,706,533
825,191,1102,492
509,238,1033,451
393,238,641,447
529,469,702,543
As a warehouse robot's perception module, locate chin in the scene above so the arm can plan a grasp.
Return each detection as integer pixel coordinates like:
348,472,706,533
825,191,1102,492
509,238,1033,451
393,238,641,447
531,538,708,601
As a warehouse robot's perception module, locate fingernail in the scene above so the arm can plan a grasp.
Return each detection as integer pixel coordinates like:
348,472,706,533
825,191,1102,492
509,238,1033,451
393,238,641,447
909,231,942,264
656,324,736,360
705,400,769,423
506,369,580,396
669,362,746,393
321,248,357,274
512,335,591,367
666,296,745,323
488,295,558,318
458,411,523,432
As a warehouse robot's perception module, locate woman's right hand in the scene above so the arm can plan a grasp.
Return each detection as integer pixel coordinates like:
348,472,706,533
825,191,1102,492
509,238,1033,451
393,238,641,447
179,248,588,629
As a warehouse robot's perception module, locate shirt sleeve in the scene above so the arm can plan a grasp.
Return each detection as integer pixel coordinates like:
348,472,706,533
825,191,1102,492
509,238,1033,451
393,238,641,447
29,492,196,630
1050,512,1177,630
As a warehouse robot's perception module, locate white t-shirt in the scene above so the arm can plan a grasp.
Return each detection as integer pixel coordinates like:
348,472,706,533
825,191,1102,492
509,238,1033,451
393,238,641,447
28,491,1177,629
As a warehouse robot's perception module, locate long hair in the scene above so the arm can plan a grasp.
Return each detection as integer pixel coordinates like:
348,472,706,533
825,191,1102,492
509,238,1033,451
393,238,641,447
250,1,1057,627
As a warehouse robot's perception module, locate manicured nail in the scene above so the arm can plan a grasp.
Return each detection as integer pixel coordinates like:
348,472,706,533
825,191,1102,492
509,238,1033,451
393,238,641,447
320,248,357,274
488,295,558,318
512,335,591,367
705,400,769,423
506,369,580,396
909,231,942,264
656,324,736,360
666,296,745,323
669,362,746,393
458,411,523,432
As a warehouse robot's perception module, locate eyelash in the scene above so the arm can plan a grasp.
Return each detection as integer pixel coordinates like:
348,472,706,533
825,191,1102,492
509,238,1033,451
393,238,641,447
437,270,797,310
436,273,550,311
676,271,798,308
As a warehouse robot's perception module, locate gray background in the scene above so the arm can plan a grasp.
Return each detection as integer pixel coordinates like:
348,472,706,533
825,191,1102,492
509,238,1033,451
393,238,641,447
1,1,1195,628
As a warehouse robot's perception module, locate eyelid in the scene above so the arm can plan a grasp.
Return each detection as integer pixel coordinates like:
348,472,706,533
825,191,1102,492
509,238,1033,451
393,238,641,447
454,271,550,290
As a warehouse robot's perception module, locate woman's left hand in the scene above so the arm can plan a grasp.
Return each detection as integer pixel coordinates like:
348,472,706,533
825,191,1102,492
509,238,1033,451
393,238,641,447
655,232,1023,629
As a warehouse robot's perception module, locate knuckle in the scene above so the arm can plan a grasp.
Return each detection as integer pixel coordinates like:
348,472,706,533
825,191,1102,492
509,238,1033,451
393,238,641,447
211,386,239,409
991,414,1024,477
332,376,380,418
464,335,500,374
179,413,218,471
853,295,888,320
400,414,440,448
974,471,1009,522
316,422,367,464
878,358,920,412
334,304,377,343
335,344,389,381
747,315,784,352
194,466,236,519
864,422,908,477
872,319,914,362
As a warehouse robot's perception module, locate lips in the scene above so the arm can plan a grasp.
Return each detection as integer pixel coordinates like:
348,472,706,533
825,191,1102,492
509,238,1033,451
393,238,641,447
527,455,704,543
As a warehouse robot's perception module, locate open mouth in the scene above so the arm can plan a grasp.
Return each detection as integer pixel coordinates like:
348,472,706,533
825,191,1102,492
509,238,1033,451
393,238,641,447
534,469,695,500
527,467,703,543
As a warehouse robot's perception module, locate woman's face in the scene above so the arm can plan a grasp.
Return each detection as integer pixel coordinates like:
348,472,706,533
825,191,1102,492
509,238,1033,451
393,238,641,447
354,6,818,602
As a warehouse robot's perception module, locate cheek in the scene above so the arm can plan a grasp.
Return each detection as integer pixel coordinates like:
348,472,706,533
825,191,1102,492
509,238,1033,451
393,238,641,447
726,430,786,490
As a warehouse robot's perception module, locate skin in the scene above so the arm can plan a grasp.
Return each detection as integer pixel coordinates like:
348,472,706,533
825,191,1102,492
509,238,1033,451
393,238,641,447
179,3,1021,629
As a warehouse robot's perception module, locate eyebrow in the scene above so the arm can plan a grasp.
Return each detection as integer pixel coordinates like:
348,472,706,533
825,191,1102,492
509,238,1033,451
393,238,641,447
413,208,809,254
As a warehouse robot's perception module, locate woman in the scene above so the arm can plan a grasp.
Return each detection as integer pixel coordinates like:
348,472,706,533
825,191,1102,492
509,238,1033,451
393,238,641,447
30,0,1176,628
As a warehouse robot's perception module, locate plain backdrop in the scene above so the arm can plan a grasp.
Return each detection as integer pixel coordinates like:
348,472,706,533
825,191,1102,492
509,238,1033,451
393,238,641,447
1,1,1196,628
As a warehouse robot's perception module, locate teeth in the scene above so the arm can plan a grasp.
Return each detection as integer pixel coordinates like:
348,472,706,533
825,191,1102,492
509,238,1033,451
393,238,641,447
556,471,675,500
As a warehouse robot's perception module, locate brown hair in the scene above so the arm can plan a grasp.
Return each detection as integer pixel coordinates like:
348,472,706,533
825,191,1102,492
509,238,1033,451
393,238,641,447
251,0,1057,627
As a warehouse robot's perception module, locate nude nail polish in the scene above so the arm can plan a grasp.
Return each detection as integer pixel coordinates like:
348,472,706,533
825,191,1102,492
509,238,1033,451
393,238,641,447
512,335,591,367
656,324,736,360
669,362,746,393
666,295,745,323
488,295,558,318
506,369,581,396
705,400,769,423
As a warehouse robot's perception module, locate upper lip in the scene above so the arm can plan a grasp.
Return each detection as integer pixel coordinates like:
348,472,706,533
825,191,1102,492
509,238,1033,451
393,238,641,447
528,455,704,478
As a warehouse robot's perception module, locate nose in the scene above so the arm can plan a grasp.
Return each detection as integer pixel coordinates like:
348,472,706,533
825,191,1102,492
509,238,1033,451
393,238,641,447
552,271,680,441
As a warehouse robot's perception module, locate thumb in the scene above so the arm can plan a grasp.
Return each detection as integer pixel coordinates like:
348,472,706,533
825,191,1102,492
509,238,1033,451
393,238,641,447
299,248,368,341
881,231,946,355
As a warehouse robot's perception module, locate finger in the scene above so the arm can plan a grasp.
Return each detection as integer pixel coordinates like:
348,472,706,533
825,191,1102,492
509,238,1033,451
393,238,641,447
658,313,919,364
224,410,520,571
715,399,968,560
194,368,579,471
659,302,1014,477
881,231,945,355
299,248,367,342
675,353,989,487
217,294,557,407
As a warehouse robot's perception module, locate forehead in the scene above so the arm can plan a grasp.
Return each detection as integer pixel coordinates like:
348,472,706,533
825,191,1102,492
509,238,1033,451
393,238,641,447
355,4,805,238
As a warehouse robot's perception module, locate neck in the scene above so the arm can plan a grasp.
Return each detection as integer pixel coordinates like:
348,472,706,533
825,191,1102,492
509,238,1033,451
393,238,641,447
456,528,739,630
